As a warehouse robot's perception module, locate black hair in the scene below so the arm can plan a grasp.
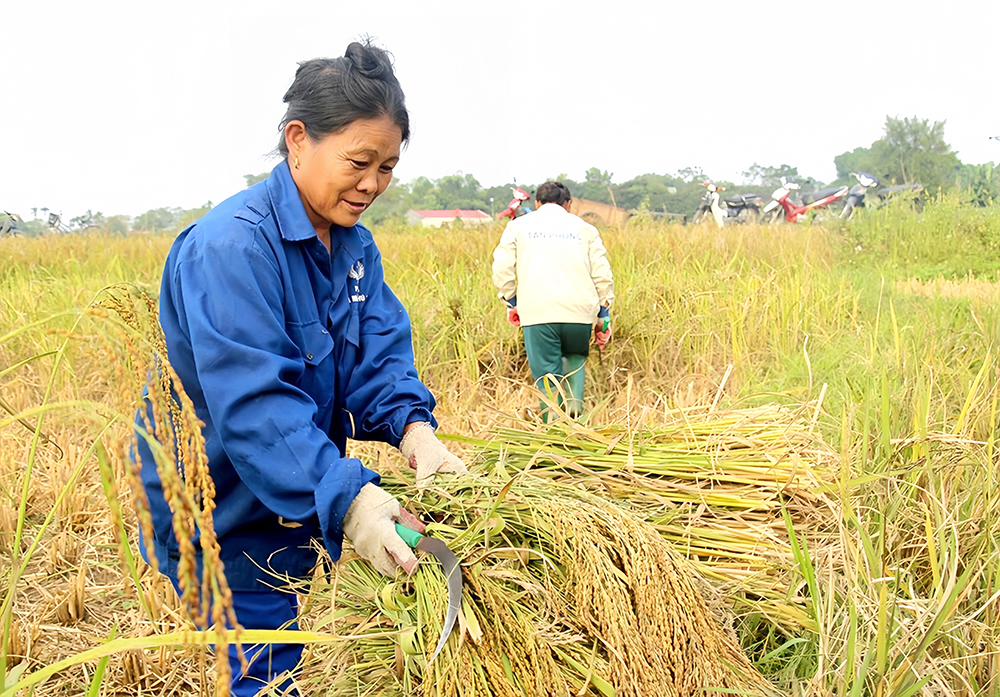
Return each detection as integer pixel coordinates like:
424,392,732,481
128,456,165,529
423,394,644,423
276,40,409,157
535,181,572,205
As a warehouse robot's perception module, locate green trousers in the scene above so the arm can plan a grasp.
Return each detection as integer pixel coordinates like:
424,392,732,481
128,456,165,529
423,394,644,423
522,323,591,421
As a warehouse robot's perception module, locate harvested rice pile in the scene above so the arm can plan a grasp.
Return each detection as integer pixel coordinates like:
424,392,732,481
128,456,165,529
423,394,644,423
307,472,782,697
306,402,838,695
459,412,840,632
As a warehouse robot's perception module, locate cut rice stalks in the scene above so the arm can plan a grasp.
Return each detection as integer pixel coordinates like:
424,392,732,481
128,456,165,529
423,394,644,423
310,474,782,697
447,408,841,632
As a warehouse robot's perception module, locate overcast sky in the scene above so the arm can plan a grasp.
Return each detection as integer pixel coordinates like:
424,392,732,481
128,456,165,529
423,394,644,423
3,0,998,221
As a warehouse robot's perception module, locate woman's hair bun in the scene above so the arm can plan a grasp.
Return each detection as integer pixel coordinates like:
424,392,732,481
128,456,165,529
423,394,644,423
274,39,409,157
345,40,391,80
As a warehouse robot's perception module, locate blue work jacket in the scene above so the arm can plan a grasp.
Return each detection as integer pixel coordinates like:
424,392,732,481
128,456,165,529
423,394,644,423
134,160,436,589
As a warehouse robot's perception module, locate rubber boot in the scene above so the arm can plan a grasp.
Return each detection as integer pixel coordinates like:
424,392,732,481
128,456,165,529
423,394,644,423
562,355,586,419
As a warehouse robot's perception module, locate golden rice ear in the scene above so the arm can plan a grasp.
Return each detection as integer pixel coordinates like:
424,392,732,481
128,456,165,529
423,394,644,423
94,284,244,690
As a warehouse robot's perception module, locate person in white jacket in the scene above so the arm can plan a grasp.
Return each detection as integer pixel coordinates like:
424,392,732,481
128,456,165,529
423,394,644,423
492,181,615,420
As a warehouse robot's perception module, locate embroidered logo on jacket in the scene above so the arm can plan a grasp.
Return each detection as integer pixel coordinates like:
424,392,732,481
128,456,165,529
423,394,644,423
349,261,366,303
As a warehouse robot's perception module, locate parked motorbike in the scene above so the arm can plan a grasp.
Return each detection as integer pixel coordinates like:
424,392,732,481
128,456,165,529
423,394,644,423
0,212,21,237
497,186,531,220
762,177,849,223
691,182,763,227
841,172,923,219
839,171,880,219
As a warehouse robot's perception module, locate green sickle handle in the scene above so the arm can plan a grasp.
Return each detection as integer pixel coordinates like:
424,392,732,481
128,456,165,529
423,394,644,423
601,316,610,333
395,522,424,548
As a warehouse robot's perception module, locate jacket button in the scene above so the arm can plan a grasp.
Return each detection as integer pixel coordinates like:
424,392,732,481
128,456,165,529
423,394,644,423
306,353,314,360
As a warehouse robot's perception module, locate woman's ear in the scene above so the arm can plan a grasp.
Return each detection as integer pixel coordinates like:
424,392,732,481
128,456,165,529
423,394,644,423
284,120,307,157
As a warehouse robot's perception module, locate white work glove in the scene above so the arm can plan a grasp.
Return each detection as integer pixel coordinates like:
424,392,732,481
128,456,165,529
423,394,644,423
399,422,469,487
343,483,425,577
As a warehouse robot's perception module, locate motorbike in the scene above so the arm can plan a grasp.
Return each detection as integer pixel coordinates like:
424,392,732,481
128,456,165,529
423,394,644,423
691,182,763,227
841,172,923,219
497,186,531,220
761,177,849,223
0,212,21,237
839,171,880,219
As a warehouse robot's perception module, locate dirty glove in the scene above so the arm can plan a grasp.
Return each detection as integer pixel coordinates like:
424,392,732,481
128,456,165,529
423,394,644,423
399,422,469,486
503,295,520,327
343,483,425,577
594,305,612,350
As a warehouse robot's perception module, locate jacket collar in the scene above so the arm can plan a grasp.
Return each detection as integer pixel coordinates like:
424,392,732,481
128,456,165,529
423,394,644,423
265,159,365,260
537,202,567,214
266,160,315,242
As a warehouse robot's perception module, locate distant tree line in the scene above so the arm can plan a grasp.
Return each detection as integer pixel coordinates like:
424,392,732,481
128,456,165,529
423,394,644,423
4,202,213,237
5,115,997,237
366,115,999,224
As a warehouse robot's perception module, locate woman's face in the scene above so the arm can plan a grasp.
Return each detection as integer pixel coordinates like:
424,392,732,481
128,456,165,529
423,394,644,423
287,114,402,234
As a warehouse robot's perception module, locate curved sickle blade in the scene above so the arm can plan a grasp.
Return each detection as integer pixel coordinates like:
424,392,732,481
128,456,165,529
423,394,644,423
416,536,462,664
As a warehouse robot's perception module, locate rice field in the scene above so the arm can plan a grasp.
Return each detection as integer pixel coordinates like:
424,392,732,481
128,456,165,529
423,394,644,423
4,199,1000,696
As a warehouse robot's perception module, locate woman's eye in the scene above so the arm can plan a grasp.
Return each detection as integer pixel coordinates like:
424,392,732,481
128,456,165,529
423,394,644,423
379,165,395,174
351,160,368,168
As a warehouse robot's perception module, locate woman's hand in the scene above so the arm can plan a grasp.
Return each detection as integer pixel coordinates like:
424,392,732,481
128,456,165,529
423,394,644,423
594,305,612,349
400,422,469,486
343,483,425,576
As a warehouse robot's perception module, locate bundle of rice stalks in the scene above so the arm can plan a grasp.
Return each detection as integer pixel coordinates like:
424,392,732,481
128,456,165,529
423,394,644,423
309,474,781,697
447,407,840,632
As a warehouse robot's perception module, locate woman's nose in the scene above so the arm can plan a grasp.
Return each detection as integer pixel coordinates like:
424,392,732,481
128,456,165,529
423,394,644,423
357,168,378,193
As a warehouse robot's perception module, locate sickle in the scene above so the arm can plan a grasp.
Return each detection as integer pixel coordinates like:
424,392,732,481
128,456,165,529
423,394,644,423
395,524,463,663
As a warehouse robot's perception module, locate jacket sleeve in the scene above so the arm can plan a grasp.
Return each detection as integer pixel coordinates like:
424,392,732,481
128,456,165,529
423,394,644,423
491,222,518,302
342,247,437,447
588,228,615,307
170,228,377,559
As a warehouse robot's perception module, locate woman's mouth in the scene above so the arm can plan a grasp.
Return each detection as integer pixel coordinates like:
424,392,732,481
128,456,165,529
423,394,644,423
343,200,368,213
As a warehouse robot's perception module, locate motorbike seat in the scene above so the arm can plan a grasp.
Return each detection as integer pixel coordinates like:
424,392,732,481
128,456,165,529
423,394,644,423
724,194,760,206
800,186,847,204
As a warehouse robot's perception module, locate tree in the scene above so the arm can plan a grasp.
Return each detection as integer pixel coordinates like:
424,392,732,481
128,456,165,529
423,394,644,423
244,172,269,188
577,168,615,203
675,166,705,183
364,180,413,225
134,207,183,232
955,162,1000,206
105,215,131,235
435,173,487,211
177,201,213,229
834,116,960,190
741,164,817,190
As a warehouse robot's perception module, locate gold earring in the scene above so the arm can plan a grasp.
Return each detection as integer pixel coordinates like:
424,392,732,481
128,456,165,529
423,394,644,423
294,156,300,169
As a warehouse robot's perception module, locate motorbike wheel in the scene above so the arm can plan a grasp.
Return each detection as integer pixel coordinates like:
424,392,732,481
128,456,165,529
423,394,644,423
840,195,863,221
762,208,782,224
692,208,707,224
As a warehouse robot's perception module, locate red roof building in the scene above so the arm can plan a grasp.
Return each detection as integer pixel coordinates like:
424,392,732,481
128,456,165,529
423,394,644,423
406,209,492,228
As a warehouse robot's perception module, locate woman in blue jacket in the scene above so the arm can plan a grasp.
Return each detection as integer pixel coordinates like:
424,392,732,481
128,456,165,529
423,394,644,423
133,41,466,695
